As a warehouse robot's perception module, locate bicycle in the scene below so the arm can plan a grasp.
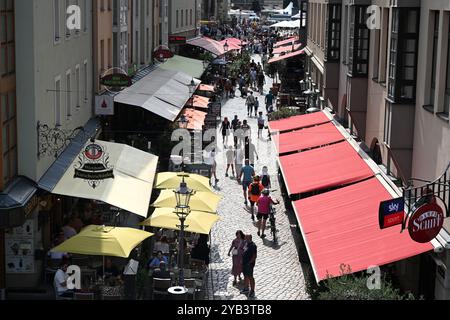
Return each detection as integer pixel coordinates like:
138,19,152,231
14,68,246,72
269,205,277,244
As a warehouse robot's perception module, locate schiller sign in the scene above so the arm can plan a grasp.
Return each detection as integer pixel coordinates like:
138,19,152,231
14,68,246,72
408,203,444,243
379,197,405,229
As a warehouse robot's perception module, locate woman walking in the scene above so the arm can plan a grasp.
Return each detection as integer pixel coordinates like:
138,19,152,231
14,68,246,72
220,117,232,145
228,230,246,286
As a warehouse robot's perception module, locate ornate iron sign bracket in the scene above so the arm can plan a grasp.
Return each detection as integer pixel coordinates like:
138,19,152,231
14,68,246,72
37,121,86,159
402,162,450,232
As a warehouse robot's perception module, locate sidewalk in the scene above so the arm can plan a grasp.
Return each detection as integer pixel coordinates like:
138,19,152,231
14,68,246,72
206,54,310,300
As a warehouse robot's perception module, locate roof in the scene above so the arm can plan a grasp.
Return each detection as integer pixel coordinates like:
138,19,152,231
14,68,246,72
0,177,36,209
273,122,345,155
187,37,225,56
186,95,210,109
114,68,201,122
268,49,305,64
273,36,299,48
269,111,331,133
159,55,205,79
182,108,207,130
294,177,433,282
198,84,215,92
279,141,375,195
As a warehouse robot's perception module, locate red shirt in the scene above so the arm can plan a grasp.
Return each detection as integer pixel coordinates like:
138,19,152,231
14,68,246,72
257,195,274,214
248,183,264,202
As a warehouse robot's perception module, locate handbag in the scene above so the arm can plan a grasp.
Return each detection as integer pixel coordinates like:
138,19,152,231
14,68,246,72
232,248,239,256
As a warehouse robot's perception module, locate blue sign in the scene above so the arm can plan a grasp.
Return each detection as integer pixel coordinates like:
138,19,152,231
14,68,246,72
379,197,405,229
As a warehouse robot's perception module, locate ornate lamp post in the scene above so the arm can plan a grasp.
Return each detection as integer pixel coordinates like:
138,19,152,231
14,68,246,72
189,78,196,111
174,180,194,287
178,114,189,129
223,41,229,78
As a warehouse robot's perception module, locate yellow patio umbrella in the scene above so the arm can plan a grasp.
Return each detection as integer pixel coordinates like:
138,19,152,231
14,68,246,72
51,225,153,258
155,172,212,192
140,208,221,235
152,190,222,213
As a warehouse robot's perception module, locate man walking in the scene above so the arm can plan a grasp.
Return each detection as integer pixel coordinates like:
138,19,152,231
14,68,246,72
265,90,274,113
246,92,255,117
238,159,255,206
241,234,257,298
254,97,260,117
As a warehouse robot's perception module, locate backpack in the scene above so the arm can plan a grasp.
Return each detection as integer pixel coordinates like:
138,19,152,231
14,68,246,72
261,175,270,187
250,183,261,196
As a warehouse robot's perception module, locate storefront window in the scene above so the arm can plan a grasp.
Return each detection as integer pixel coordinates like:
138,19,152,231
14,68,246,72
348,5,369,77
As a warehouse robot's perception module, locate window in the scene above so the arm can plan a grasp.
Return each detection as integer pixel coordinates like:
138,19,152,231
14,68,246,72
108,38,112,67
66,71,71,118
75,66,80,108
348,5,370,77
0,91,17,187
190,9,192,25
101,0,105,11
342,5,349,64
100,39,105,70
83,61,88,103
55,77,62,125
430,11,440,106
387,8,420,103
384,102,392,145
66,0,71,37
54,0,60,41
176,10,178,28
84,0,88,31
146,28,149,59
181,8,183,27
325,4,341,61
0,1,14,76
443,17,450,116
379,8,390,83
185,9,188,27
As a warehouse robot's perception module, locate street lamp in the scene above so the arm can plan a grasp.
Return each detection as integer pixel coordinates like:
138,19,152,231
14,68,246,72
174,180,194,287
178,114,189,129
223,41,229,53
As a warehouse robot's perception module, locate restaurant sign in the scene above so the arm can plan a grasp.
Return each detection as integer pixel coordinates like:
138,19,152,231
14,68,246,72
408,202,444,243
379,197,405,229
169,35,187,44
100,73,132,88
154,45,174,62
74,143,114,189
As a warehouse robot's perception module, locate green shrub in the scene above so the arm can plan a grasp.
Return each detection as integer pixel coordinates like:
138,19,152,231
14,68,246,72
268,108,302,121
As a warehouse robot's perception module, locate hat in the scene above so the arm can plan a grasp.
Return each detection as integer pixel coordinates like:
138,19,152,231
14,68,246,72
262,189,270,195
253,175,260,181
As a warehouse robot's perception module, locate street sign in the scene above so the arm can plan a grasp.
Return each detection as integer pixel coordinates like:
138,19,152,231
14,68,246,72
100,73,132,88
408,202,444,243
154,45,174,62
379,197,405,229
169,35,187,44
95,95,114,115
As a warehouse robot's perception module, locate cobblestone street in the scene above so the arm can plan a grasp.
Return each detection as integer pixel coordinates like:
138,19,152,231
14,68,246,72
206,55,310,301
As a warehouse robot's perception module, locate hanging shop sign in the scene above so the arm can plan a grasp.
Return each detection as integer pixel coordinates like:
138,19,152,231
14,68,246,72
154,45,174,62
5,219,35,274
408,202,445,243
100,73,132,89
379,197,405,229
74,143,114,189
169,35,187,45
95,95,114,116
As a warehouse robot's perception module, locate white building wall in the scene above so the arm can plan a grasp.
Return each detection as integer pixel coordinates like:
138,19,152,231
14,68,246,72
15,0,93,181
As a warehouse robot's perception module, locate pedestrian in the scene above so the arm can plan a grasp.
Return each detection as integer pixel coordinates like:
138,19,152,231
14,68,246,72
241,120,251,145
257,72,265,94
265,90,274,113
204,142,219,185
250,68,257,88
240,234,257,298
254,97,260,117
235,143,245,177
231,115,240,132
257,112,265,138
225,145,236,178
246,92,255,117
228,230,246,286
238,159,255,206
220,117,232,145
248,176,264,221
260,166,271,189
256,189,280,238
245,139,259,167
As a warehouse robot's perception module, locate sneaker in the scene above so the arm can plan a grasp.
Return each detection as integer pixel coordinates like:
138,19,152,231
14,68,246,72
257,231,261,237
244,200,248,206
251,215,255,221
215,179,220,184
232,280,237,286
249,291,255,298
240,288,250,294
225,173,229,177
261,234,266,239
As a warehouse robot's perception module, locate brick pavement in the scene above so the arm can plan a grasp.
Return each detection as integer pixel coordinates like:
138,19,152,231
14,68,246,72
206,54,310,301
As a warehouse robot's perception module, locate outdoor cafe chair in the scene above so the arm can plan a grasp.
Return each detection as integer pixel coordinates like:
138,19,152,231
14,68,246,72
74,292,95,300
151,278,172,300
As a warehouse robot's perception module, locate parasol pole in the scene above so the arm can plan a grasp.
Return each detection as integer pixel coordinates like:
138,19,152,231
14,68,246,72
103,255,105,283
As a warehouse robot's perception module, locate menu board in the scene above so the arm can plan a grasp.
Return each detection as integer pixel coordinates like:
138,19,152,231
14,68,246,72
5,219,35,274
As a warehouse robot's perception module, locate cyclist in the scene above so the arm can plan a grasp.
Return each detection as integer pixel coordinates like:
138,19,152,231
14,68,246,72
256,189,280,238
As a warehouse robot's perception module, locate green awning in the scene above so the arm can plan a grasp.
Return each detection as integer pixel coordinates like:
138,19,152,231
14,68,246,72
160,55,205,79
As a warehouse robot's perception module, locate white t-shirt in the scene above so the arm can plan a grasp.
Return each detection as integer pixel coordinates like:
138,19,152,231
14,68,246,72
54,269,68,294
226,149,235,163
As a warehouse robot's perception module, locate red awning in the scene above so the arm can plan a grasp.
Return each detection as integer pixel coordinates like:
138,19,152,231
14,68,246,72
273,122,345,155
272,43,302,54
294,177,433,282
269,112,331,133
182,108,207,130
219,38,242,51
186,95,210,109
273,36,299,48
279,141,374,195
187,37,225,56
198,84,215,92
268,50,305,64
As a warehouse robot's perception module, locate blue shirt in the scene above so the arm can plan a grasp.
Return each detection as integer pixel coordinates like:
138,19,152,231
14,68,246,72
148,256,169,268
241,165,255,182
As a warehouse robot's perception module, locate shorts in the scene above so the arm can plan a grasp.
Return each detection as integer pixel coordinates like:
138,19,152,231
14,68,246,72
249,200,256,207
258,124,264,130
257,213,269,221
243,181,251,191
243,263,255,277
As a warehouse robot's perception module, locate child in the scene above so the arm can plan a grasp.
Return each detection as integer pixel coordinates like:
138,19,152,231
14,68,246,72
261,166,271,189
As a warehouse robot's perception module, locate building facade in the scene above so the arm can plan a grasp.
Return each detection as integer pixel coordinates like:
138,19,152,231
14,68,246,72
113,0,132,71
94,0,114,94
305,0,450,299
131,0,154,70
169,0,199,38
